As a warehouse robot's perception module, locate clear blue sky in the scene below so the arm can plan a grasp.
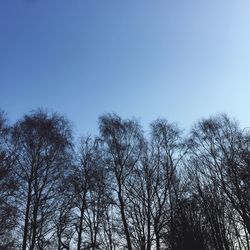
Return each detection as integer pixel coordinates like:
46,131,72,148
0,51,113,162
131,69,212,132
1,0,250,135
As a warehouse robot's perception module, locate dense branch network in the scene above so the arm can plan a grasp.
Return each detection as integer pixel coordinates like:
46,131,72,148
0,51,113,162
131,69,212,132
0,110,249,250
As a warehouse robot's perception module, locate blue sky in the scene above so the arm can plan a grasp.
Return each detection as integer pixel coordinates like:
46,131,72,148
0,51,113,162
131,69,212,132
1,0,250,135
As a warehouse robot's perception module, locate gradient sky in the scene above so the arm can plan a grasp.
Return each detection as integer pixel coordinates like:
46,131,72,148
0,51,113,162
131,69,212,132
1,0,250,136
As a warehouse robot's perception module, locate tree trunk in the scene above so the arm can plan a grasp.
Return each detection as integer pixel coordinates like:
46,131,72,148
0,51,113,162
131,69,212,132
30,200,39,250
22,178,33,250
77,201,85,250
118,187,132,250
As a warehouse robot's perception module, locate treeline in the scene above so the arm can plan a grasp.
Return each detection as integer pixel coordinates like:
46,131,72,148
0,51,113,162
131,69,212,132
0,109,249,250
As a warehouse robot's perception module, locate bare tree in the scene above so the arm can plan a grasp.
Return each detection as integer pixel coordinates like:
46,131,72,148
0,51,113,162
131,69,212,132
0,111,18,249
149,119,185,250
187,114,250,249
1,109,249,250
84,156,111,249
53,181,75,250
99,113,144,250
69,136,111,250
12,110,73,250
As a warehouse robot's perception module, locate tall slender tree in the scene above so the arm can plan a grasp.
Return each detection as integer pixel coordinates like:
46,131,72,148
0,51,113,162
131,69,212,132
12,110,73,250
99,113,144,250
